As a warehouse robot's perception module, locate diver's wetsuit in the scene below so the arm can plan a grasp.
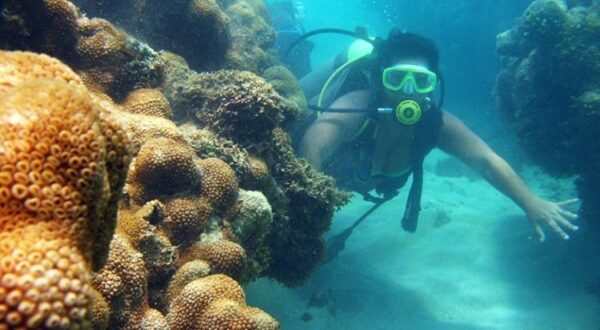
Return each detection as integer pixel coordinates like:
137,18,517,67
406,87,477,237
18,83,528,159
321,107,443,198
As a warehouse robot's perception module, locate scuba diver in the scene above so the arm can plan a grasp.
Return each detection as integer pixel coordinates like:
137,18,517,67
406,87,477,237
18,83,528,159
267,0,313,78
294,27,579,244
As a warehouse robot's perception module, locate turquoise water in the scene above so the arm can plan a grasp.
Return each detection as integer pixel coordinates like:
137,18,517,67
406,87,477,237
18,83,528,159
246,151,600,329
253,2,600,328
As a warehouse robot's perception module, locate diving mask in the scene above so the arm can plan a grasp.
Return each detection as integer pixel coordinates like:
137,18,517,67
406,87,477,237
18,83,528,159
382,64,437,94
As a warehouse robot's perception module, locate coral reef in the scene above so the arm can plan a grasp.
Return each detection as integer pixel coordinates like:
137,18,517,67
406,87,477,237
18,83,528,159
261,128,350,285
73,0,231,71
162,68,300,141
1,0,164,99
495,0,600,227
122,88,173,119
219,0,278,73
1,0,351,328
262,65,308,115
129,138,202,202
164,198,212,247
94,233,149,329
179,241,247,281
0,51,130,328
196,158,240,214
167,274,278,330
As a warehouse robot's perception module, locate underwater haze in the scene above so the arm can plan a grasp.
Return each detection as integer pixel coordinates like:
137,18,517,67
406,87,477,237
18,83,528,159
2,0,600,329
247,0,600,329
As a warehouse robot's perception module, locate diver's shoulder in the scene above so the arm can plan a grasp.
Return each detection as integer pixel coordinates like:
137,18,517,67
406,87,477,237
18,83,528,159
335,89,370,107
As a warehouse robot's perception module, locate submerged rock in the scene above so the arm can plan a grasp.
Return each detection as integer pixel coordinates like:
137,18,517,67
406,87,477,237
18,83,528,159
495,0,600,228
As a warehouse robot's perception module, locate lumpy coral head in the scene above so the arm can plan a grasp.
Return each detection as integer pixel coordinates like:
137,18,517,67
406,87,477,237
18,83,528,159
0,51,130,270
0,51,131,328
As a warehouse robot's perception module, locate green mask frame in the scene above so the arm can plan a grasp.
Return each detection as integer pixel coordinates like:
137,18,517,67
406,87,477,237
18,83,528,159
382,64,437,94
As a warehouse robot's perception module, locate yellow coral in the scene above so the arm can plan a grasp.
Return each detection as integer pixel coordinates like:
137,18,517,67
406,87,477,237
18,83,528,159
166,259,211,304
166,274,278,330
94,97,186,155
179,240,247,281
0,51,83,95
198,299,280,330
0,222,93,329
140,308,168,330
122,88,173,119
197,158,239,213
0,51,131,328
166,274,246,330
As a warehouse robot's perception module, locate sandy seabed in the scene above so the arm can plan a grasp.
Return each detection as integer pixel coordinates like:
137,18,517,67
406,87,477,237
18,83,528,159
246,150,600,330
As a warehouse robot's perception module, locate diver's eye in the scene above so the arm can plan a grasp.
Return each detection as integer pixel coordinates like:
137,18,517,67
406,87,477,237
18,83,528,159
413,72,433,88
386,70,408,86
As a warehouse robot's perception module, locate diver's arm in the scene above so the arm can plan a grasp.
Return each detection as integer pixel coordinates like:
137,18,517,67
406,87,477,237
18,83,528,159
299,90,370,171
437,111,578,241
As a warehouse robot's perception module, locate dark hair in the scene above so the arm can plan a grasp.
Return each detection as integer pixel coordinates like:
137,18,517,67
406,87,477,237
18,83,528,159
376,28,440,71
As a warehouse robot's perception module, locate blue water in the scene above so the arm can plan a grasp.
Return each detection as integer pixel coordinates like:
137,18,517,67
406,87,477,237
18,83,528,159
248,1,600,329
246,152,600,329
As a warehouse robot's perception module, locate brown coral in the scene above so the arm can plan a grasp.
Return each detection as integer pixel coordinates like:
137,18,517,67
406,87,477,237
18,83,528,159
75,17,128,68
91,288,110,330
163,70,299,145
1,0,80,59
93,233,148,329
180,124,251,179
197,158,239,213
122,88,173,119
75,0,231,71
243,155,271,190
130,138,201,203
166,260,211,304
199,299,279,330
179,240,247,281
164,198,212,247
166,274,246,330
117,202,176,285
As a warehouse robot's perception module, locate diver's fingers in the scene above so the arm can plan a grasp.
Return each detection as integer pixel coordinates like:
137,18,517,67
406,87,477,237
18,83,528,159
558,208,578,220
556,198,579,207
547,217,570,240
555,215,579,231
532,221,545,242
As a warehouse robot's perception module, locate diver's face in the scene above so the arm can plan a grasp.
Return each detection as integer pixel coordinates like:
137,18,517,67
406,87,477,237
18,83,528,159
382,59,436,104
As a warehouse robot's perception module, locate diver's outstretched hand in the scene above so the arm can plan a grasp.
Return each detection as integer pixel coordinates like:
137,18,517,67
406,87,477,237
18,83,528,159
526,198,579,241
